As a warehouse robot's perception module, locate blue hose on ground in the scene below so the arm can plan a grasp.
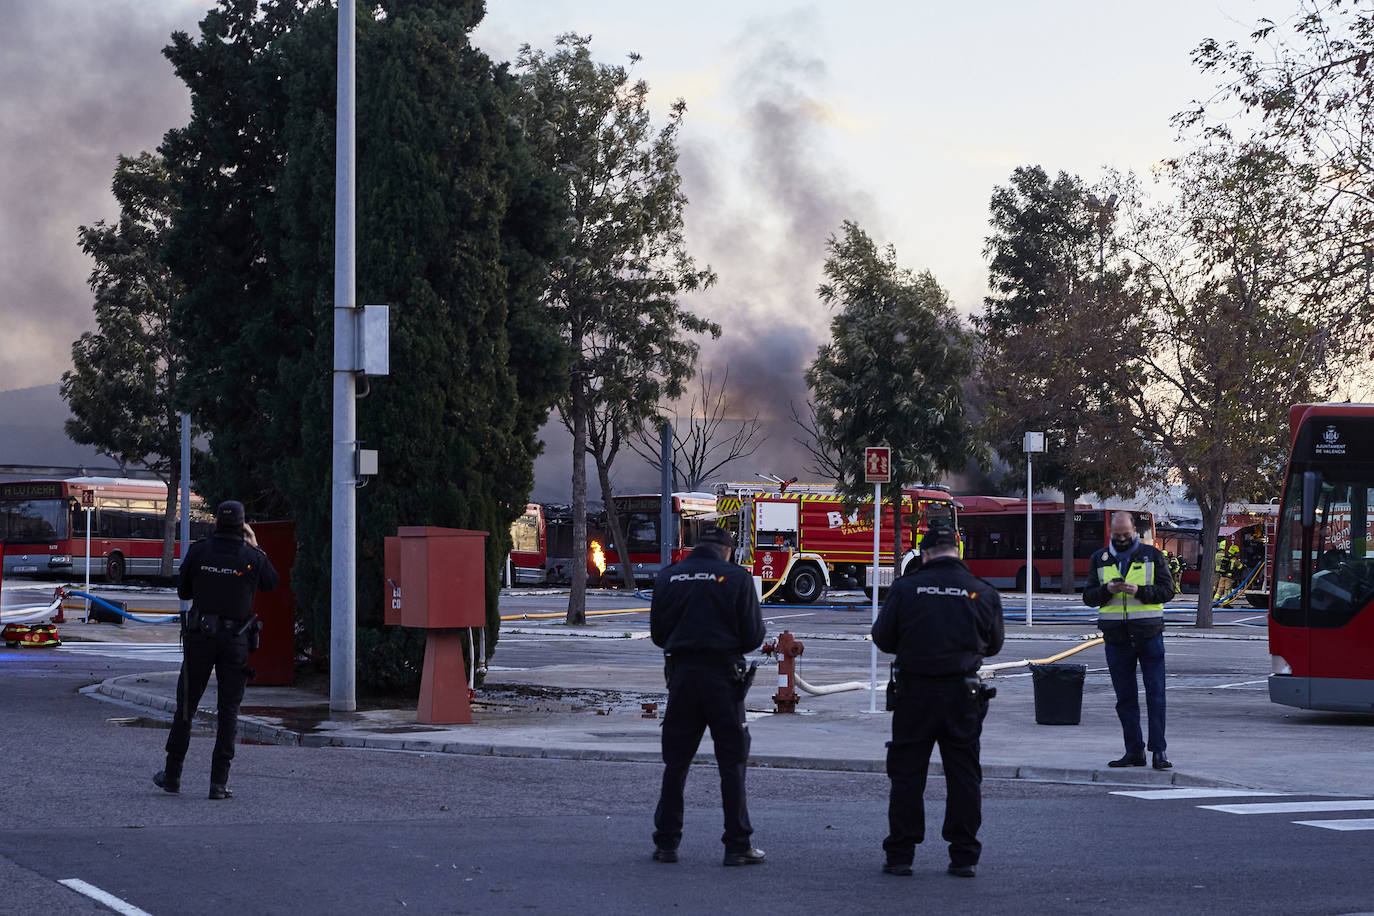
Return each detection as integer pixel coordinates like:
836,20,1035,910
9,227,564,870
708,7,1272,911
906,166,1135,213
67,590,179,625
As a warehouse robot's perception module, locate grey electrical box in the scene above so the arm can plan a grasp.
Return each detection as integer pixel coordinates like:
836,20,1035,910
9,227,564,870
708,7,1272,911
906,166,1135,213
357,448,379,477
358,305,389,376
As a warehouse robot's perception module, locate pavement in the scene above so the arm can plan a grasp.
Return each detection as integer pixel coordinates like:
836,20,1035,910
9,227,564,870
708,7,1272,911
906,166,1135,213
32,590,1374,799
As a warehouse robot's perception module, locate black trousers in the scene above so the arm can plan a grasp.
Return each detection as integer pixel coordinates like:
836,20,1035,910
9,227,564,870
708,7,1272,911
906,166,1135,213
653,659,753,852
165,628,250,785
883,677,988,868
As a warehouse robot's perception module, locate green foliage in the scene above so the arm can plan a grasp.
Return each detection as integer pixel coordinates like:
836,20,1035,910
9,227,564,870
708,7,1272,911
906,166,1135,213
515,34,718,619
805,221,979,558
62,151,191,575
976,165,1151,592
163,0,566,689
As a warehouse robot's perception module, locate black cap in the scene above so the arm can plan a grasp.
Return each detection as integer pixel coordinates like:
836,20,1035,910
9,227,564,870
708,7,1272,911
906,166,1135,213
698,525,736,550
922,524,959,550
216,500,246,532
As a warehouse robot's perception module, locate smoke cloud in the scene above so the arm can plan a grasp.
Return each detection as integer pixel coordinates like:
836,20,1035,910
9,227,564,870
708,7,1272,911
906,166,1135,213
0,0,199,392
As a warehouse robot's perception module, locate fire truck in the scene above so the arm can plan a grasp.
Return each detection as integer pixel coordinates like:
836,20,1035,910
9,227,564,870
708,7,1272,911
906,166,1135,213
714,481,959,603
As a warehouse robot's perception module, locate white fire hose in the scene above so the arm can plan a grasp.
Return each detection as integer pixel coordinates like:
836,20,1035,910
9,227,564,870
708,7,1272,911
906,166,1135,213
0,592,63,626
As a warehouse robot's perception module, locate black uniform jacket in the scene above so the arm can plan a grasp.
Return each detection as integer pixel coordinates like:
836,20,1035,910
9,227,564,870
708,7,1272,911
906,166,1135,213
650,545,765,656
1082,541,1175,642
178,532,279,622
871,555,1004,677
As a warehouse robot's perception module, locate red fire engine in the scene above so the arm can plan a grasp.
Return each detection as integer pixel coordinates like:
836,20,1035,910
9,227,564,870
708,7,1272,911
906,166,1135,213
714,481,959,604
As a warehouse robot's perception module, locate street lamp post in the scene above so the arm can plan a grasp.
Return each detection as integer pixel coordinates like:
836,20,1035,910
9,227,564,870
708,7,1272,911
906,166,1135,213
1024,431,1045,626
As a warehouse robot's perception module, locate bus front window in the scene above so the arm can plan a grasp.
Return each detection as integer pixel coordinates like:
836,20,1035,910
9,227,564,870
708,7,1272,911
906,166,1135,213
1275,470,1374,626
0,498,68,542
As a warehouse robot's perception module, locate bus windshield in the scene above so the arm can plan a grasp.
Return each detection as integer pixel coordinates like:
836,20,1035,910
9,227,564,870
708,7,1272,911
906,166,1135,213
0,498,69,542
1273,468,1374,628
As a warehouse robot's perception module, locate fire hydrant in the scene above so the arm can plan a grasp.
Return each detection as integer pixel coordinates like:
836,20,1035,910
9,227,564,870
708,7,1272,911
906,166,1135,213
761,630,804,713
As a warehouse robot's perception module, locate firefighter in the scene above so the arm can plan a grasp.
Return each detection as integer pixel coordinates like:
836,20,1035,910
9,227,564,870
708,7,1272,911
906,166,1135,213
649,525,766,866
154,501,278,800
1163,548,1183,588
1214,541,1240,597
1086,511,1176,771
871,524,1004,878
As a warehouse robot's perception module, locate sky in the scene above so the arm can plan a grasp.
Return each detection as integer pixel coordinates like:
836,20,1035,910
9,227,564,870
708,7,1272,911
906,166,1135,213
0,0,1302,498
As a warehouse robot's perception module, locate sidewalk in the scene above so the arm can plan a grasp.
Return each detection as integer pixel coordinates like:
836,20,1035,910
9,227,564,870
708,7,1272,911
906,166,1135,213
79,614,1374,799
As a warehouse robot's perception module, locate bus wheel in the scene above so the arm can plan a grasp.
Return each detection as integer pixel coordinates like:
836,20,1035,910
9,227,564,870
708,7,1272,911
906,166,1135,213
105,553,126,585
1015,566,1041,593
1245,594,1269,609
786,566,825,604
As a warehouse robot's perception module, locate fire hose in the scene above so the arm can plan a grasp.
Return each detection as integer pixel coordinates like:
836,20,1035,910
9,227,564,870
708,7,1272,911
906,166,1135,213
978,634,1104,678
0,590,64,626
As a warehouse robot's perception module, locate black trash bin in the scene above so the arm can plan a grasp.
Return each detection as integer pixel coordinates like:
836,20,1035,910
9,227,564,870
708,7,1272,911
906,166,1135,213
1029,662,1086,725
86,598,126,626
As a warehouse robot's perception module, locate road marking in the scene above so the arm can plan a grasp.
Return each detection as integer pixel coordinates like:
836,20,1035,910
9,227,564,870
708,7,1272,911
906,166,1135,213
1209,679,1269,689
58,878,153,916
1111,788,1285,800
763,613,815,621
1293,818,1374,831
1199,800,1374,815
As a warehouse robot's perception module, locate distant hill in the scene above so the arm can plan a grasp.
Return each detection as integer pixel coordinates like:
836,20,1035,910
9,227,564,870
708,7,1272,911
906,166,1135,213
0,383,110,472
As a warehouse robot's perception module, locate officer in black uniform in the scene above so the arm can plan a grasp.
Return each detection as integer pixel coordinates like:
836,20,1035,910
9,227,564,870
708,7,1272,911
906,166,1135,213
154,500,278,799
871,524,1004,878
650,525,767,866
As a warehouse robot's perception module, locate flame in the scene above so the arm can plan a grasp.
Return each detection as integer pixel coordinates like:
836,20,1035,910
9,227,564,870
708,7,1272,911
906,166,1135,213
590,540,607,575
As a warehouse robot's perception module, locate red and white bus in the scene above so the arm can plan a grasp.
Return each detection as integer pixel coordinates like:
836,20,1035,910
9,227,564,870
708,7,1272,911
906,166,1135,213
1269,403,1374,712
957,496,1156,591
0,477,210,583
600,493,718,587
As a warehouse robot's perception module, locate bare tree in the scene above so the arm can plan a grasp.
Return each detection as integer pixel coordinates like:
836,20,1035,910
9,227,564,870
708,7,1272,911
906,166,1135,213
630,369,766,490
787,399,844,482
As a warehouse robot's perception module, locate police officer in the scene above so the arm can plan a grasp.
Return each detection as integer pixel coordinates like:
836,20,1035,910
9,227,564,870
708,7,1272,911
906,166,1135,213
154,500,278,799
1085,511,1175,771
649,525,766,866
872,524,1003,879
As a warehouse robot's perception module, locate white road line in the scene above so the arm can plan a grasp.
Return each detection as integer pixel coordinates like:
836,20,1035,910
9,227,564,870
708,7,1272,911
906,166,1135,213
1111,788,1286,800
1210,679,1270,689
762,613,816,621
58,878,154,916
1200,800,1374,815
1293,818,1374,831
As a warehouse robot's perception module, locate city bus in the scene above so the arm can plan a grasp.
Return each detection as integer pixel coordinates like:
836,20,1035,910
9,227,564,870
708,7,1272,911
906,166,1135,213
599,493,717,587
1269,403,1374,712
957,496,1155,591
0,477,210,583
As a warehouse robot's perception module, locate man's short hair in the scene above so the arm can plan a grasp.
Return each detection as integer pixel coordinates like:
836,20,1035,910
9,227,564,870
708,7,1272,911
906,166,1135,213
698,525,735,551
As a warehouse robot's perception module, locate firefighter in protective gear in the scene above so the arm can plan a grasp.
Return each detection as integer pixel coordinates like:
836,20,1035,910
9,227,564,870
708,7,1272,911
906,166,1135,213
1163,549,1183,589
1085,512,1175,770
650,525,766,867
154,500,277,800
1214,541,1240,597
871,524,1004,878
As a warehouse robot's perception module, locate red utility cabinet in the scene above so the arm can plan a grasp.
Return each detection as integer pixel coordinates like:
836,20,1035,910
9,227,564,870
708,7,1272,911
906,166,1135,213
384,527,487,724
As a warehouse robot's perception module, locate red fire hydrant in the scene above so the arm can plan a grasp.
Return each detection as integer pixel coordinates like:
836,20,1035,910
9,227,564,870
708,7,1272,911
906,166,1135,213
761,630,804,713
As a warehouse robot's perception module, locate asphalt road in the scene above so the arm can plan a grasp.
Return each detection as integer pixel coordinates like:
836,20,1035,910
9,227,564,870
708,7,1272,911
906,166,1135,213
4,649,1374,915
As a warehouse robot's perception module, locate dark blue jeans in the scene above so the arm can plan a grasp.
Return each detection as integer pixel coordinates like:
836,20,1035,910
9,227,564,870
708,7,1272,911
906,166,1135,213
1104,633,1166,754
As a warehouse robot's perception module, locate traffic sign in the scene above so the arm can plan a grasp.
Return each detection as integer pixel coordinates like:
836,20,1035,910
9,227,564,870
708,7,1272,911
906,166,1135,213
864,446,891,483
81,490,94,508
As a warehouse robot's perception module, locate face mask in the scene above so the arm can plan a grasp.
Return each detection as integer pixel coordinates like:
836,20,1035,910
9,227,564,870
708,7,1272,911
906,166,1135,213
1111,535,1135,552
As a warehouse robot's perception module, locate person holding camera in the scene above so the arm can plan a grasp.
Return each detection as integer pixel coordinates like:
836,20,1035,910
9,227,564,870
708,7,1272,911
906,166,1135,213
871,524,1003,879
154,500,278,800
1084,511,1176,771
649,525,766,867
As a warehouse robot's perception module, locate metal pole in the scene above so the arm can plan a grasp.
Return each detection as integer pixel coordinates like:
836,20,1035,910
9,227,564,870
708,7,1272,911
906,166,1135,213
660,422,672,569
84,506,92,618
1026,455,1033,627
870,481,881,713
331,0,358,712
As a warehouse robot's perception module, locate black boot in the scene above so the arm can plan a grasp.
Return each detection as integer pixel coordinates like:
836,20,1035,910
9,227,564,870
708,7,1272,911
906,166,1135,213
153,770,180,794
